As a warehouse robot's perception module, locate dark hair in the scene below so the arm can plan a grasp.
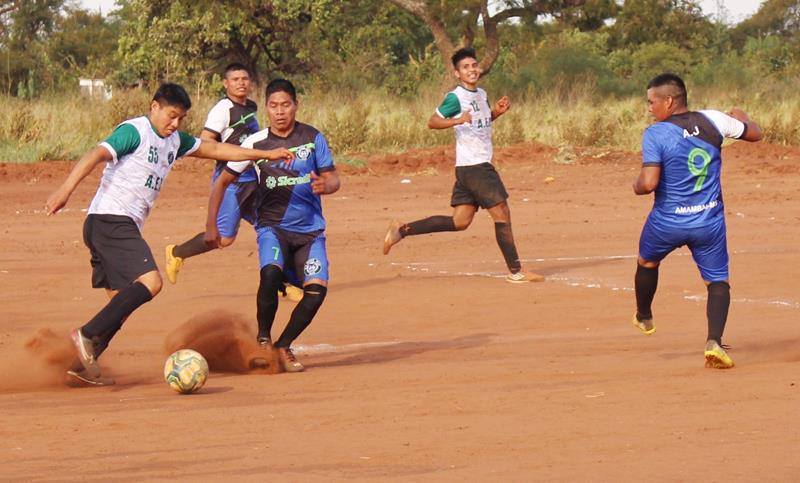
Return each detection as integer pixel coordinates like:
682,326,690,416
224,62,251,78
266,78,297,102
152,83,191,110
451,47,478,68
647,73,687,106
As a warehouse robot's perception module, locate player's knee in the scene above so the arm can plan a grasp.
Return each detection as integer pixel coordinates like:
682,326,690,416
219,237,236,248
707,280,730,295
453,216,471,231
260,264,284,288
301,283,327,308
138,271,162,297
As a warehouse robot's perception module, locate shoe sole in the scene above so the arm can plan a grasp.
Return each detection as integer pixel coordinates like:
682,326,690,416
704,352,734,369
70,329,100,378
631,315,656,335
506,276,545,284
65,370,114,387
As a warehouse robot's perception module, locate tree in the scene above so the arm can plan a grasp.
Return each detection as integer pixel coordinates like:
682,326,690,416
117,0,338,86
732,0,800,45
609,0,715,51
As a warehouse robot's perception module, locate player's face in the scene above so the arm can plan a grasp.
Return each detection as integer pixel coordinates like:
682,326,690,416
454,57,481,87
223,70,251,100
266,91,298,133
647,88,671,122
150,101,188,137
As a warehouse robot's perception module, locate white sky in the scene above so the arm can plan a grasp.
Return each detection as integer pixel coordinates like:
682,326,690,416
79,0,765,23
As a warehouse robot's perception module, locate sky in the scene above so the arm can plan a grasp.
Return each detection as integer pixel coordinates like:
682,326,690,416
79,0,765,24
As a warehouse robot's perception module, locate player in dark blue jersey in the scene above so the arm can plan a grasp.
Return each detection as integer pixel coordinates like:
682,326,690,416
631,73,762,368
206,78,340,373
165,63,265,282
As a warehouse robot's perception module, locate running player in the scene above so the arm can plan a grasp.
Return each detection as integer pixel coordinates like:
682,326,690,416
45,83,293,386
206,78,340,373
631,73,762,368
164,64,259,279
382,47,542,283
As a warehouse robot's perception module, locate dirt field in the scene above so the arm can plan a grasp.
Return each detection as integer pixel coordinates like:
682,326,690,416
1,140,799,481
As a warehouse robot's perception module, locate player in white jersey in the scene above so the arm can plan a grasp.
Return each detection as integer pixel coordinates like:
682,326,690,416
45,83,293,387
383,48,543,283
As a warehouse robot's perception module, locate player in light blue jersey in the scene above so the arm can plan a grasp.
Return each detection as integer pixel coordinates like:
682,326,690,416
631,73,762,368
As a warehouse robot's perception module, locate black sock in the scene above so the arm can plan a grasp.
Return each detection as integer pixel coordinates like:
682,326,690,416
173,232,214,259
706,281,731,344
257,264,284,341
635,264,659,321
82,282,153,340
494,222,521,273
400,216,457,237
276,284,327,348
93,316,128,358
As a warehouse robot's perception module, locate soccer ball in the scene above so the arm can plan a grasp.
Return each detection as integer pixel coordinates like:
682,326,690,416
164,349,209,394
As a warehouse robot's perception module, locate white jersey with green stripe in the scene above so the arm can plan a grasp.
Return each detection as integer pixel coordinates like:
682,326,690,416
435,85,493,167
89,116,200,229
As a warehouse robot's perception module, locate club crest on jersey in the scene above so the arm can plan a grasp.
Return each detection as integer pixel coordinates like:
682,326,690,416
295,144,312,161
304,258,322,276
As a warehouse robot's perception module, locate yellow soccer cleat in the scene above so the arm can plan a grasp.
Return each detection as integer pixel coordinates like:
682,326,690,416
704,340,734,369
165,244,184,285
631,313,656,335
283,284,304,303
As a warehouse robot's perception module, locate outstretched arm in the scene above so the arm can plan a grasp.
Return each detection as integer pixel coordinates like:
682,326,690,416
205,170,239,248
45,146,113,215
194,141,294,164
728,108,763,142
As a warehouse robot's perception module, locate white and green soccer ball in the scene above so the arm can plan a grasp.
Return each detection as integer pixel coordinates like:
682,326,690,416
164,349,209,394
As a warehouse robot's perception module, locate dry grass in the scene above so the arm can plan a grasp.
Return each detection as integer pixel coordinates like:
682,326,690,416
0,83,795,163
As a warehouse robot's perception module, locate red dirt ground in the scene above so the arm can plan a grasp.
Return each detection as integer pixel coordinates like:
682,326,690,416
1,140,799,480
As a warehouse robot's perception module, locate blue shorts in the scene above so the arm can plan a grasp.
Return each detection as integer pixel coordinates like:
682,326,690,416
216,181,257,238
639,217,729,282
256,226,329,287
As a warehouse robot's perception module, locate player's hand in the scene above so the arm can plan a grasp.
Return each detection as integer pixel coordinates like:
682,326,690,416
204,225,221,249
458,110,473,125
728,108,750,123
494,96,511,115
310,171,326,194
45,188,69,216
263,148,294,162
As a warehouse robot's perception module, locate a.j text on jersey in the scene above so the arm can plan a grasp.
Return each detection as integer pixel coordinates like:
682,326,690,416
204,97,260,182
436,85,493,167
226,122,335,233
642,110,746,229
92,117,200,229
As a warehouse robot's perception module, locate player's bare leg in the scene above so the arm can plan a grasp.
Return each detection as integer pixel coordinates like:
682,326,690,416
166,233,235,284
486,202,543,283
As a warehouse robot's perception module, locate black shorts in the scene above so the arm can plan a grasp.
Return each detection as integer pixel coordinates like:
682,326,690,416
83,214,157,290
450,162,509,209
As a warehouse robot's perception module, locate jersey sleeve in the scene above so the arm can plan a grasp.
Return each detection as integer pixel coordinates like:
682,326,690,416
99,123,140,163
641,127,663,165
177,131,201,158
203,100,230,137
435,92,461,119
225,160,252,176
700,110,746,139
313,132,335,172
